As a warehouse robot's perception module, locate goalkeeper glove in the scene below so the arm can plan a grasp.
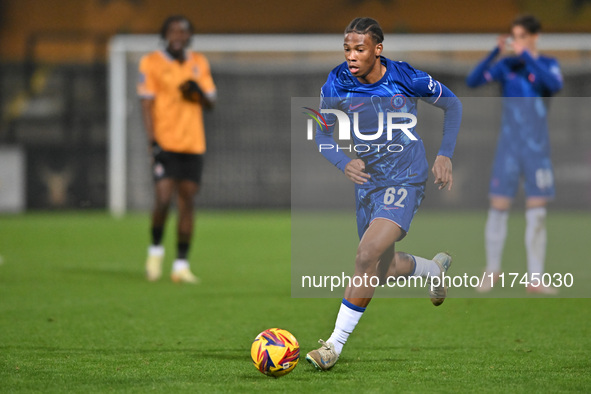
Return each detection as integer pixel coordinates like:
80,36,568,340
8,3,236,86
179,80,204,103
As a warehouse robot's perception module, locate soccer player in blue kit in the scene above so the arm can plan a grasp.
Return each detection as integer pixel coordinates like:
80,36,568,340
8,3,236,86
306,17,462,371
466,15,562,294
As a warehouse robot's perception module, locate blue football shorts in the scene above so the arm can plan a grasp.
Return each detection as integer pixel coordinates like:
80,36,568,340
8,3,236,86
489,147,555,199
355,183,426,240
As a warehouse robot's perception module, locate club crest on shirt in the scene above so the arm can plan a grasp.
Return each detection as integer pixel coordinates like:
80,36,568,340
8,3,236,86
391,94,406,109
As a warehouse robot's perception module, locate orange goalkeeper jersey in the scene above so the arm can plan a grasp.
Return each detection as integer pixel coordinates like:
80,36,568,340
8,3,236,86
137,50,216,154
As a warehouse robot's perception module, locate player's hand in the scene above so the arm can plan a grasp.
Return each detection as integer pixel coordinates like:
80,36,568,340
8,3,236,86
150,140,163,163
432,155,453,191
345,159,371,185
497,34,510,53
179,80,203,102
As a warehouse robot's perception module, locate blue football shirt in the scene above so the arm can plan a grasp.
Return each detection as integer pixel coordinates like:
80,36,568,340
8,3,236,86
466,48,563,156
316,56,462,188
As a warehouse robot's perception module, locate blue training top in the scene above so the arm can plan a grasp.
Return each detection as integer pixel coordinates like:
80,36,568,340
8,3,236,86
466,47,562,97
466,47,563,156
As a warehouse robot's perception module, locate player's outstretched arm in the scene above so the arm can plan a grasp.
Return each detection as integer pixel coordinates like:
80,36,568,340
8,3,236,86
413,70,462,184
419,81,461,191
466,40,502,88
428,84,462,162
314,84,352,173
432,155,453,191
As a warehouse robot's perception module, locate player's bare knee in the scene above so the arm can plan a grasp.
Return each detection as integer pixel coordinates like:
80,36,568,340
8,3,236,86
490,197,511,211
355,246,381,273
395,252,412,264
525,197,547,210
393,252,414,277
154,199,171,214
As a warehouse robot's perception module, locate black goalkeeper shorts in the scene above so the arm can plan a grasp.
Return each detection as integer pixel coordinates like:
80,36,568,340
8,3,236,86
153,150,204,184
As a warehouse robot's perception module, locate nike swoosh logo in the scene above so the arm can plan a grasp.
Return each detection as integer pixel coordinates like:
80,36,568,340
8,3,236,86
349,103,364,110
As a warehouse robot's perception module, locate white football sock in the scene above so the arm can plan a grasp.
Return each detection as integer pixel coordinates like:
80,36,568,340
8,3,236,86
327,299,365,356
411,255,441,278
525,207,547,277
485,208,508,273
148,245,164,257
172,259,189,272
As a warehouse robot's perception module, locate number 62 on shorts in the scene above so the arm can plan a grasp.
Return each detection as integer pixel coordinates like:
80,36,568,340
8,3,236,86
383,187,407,207
355,184,425,237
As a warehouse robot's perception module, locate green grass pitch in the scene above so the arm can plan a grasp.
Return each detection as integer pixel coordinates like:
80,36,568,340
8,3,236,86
0,211,589,392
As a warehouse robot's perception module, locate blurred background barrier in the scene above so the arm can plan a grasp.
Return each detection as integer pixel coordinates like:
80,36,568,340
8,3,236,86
110,34,591,213
0,145,25,212
1,0,591,212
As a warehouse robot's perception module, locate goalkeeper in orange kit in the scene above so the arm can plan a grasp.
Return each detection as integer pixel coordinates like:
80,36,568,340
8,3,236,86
137,15,217,283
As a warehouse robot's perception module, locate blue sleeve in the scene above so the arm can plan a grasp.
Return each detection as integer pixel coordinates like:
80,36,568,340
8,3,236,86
520,51,563,94
466,47,501,87
431,84,462,158
412,72,462,158
314,86,352,172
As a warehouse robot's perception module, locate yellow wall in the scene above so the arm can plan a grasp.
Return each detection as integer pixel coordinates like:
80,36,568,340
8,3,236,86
1,0,590,61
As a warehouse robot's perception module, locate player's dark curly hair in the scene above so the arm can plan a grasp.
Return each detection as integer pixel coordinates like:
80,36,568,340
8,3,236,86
512,14,542,34
345,17,384,44
160,15,194,39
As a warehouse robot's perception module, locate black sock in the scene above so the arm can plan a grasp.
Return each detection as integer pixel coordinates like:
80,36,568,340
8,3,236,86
177,242,190,260
151,227,164,246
